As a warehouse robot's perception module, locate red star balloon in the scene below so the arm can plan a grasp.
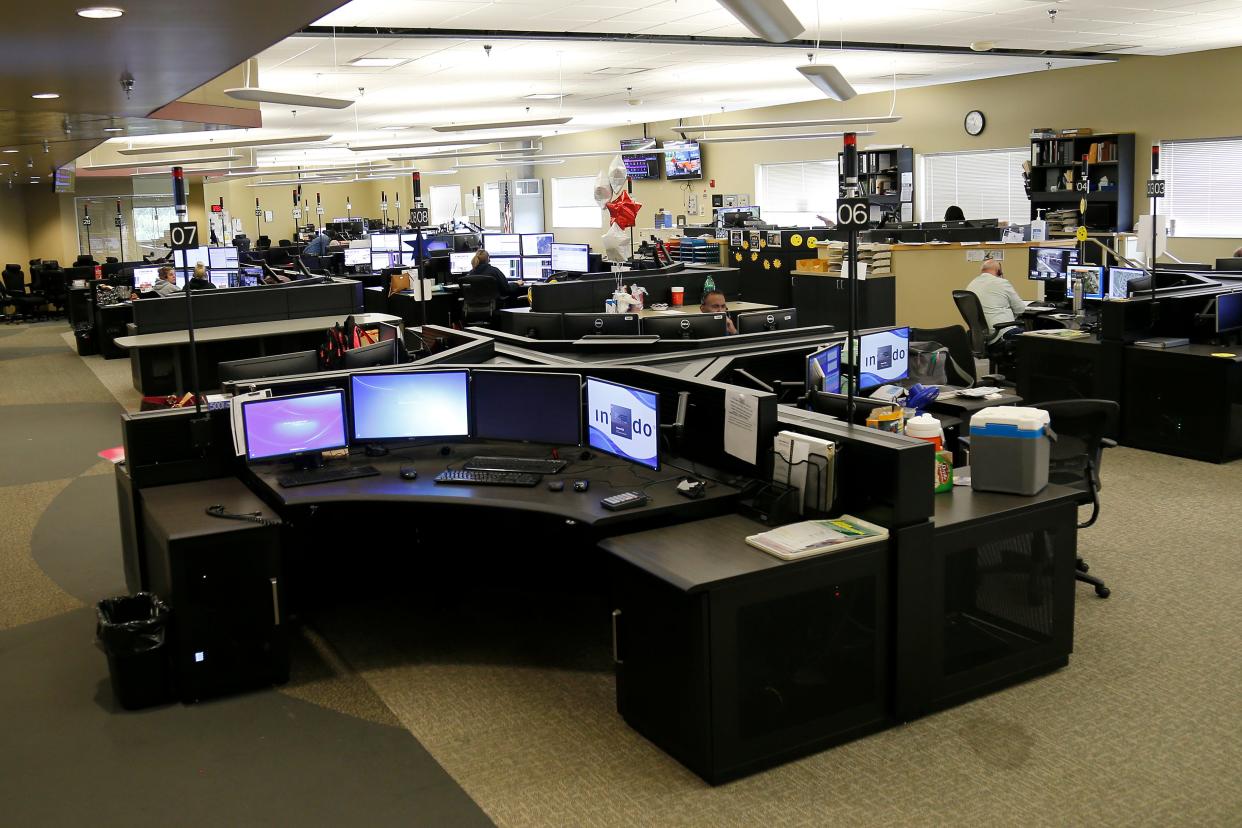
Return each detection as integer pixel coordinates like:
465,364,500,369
606,189,643,230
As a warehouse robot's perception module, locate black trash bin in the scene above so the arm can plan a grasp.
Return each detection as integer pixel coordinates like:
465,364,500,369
75,325,98,356
96,593,172,710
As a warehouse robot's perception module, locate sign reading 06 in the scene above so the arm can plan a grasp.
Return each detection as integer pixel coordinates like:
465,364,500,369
836,197,873,229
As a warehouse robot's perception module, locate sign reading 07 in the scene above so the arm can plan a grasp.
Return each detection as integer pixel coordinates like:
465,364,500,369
836,197,873,230
168,221,199,250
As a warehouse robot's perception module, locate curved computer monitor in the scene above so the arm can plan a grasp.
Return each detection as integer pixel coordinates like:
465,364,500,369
343,338,398,369
642,313,727,340
563,313,641,339
736,308,798,334
218,350,318,384
349,370,470,444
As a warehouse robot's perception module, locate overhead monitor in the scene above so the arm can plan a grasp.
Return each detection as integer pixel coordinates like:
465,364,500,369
857,326,910,390
208,246,239,270
491,257,523,281
472,370,582,446
241,389,348,462
806,343,842,394
620,138,660,181
522,257,552,281
482,233,521,257
53,163,75,194
349,370,471,443
449,251,474,275
585,376,660,471
664,139,702,181
1216,292,1242,333
343,247,371,267
1108,267,1144,299
550,243,589,273
520,233,554,257
370,233,400,252
132,267,160,290
1066,265,1105,300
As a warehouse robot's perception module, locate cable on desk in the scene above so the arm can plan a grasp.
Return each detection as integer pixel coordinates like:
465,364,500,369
205,504,279,527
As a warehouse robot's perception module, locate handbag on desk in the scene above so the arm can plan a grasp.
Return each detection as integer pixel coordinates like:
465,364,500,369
387,272,411,296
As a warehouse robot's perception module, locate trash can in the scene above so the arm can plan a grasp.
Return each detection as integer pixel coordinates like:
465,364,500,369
74,325,98,356
96,593,172,710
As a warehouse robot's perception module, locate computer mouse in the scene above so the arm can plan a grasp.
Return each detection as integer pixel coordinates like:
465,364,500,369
399,467,418,480
573,479,590,492
547,480,564,492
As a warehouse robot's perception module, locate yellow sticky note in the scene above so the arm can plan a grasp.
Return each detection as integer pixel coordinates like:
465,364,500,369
1211,353,1236,358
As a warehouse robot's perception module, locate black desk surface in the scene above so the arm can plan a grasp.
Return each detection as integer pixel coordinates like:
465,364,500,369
928,391,1023,415
600,513,888,594
248,443,742,529
1126,342,1242,362
141,477,282,542
933,473,1080,531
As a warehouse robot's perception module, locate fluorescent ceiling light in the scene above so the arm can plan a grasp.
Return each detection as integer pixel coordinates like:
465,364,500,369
31,93,60,100
388,146,539,162
676,116,900,134
797,64,857,101
132,165,259,178
347,57,409,68
432,116,572,133
355,175,398,180
417,169,458,176
379,126,410,131
102,127,125,133
219,163,392,180
523,93,567,101
453,159,564,169
83,154,244,171
248,177,353,188
350,137,533,152
696,130,876,144
118,134,332,155
224,88,354,109
3,149,18,153
716,0,805,43
76,6,124,18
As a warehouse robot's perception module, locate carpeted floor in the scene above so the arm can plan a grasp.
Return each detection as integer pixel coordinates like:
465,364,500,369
1,319,1239,826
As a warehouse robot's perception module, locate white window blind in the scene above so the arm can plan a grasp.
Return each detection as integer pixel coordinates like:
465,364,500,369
754,160,838,226
919,148,1029,225
429,185,461,224
1159,137,1242,237
551,175,601,229
483,182,502,229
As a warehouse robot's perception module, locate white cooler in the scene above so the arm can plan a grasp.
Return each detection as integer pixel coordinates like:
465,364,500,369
968,407,1053,496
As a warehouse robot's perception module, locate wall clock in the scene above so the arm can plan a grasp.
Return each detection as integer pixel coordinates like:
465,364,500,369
964,110,986,136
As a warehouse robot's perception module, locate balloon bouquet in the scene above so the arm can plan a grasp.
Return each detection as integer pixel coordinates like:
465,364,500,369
594,156,648,312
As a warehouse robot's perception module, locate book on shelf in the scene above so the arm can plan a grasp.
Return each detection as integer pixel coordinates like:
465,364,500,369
746,515,889,561
1059,127,1094,136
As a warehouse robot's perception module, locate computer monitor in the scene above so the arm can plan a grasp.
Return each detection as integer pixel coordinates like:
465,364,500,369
343,338,398,369
491,257,523,282
522,257,552,281
1066,265,1105,300
449,252,474,275
483,233,521,257
209,274,230,289
1215,258,1242,272
472,370,582,446
174,246,211,269
736,308,798,334
219,350,318,383
518,311,564,339
236,266,263,287
343,247,370,267
857,326,910,390
1216,292,1242,333
400,251,417,267
370,233,400,252
585,376,660,470
132,266,160,290
806,343,842,394
550,243,589,273
1108,267,1145,299
241,389,348,462
664,139,703,180
371,252,396,271
208,247,239,270
349,370,471,443
563,312,641,338
1028,247,1075,280
520,233,553,257
642,313,728,340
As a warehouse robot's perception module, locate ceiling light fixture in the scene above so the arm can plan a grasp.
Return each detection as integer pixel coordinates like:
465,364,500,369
118,134,333,155
695,130,876,144
224,88,354,109
349,137,534,153
970,41,996,52
379,126,410,131
452,159,565,169
218,163,392,180
522,93,566,101
102,127,125,133
82,154,244,171
716,0,805,43
797,64,857,101
76,6,124,18
2,149,18,153
346,57,409,68
431,116,572,133
387,146,539,162
247,177,354,188
676,116,900,134
31,93,61,100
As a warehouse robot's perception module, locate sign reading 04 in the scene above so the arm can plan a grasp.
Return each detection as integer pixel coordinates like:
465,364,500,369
964,110,985,136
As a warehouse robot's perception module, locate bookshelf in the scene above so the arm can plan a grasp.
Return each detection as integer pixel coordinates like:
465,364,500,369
1028,132,1135,233
837,146,914,223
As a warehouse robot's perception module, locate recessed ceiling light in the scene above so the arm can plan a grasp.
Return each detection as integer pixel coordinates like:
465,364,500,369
31,93,60,100
76,6,124,18
970,41,996,52
3,149,18,153
347,57,409,68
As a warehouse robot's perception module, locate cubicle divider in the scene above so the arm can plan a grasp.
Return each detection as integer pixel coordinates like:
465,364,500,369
476,324,836,362
130,278,362,334
529,266,740,314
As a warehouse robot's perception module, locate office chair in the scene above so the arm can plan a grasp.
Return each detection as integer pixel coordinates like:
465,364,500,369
74,255,96,267
2,264,47,321
952,290,1018,379
278,239,292,248
1033,399,1118,598
460,275,500,327
39,267,68,316
910,324,1006,388
256,236,271,250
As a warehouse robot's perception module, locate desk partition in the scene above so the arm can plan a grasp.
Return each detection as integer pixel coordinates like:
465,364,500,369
529,267,740,314
131,278,362,334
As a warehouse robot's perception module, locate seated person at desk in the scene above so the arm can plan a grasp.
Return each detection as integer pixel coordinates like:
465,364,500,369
147,266,181,297
461,249,522,297
700,289,738,335
967,260,1026,341
302,229,335,256
186,263,216,291
944,205,966,221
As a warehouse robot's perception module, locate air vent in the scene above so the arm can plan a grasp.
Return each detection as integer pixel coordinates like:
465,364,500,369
515,179,542,195
589,67,649,76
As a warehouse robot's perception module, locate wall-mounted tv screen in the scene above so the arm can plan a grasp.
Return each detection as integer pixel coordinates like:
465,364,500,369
620,138,660,181
664,140,702,181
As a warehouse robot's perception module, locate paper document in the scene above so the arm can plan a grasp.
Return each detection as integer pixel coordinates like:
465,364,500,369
723,391,759,465
230,389,273,456
746,515,888,560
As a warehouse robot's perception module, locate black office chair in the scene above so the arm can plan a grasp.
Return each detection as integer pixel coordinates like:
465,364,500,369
39,267,68,316
909,324,1006,388
952,290,1017,379
278,239,292,248
1033,399,1117,598
256,236,272,250
2,264,47,321
460,275,500,327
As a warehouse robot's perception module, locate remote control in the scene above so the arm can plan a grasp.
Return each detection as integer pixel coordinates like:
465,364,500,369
601,491,649,511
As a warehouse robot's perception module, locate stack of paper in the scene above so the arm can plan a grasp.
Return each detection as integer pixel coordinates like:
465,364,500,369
746,516,889,560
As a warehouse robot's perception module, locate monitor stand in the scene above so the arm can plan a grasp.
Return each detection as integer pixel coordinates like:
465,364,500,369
291,452,326,472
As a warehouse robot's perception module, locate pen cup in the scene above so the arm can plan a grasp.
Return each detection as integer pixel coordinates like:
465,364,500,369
670,286,684,306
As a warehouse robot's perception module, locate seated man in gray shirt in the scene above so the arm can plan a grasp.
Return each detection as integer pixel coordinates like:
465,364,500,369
966,259,1027,342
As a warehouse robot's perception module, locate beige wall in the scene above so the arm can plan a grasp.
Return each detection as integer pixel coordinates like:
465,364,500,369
0,188,31,272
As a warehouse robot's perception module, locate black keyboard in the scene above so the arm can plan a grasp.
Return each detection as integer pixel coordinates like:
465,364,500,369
277,464,380,489
464,456,568,474
434,469,541,487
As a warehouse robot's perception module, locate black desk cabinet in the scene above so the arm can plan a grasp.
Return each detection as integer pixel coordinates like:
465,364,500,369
790,274,895,330
603,515,889,784
140,478,288,703
1122,344,1242,462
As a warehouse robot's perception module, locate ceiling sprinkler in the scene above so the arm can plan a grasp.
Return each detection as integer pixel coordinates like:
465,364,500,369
484,44,492,57
120,73,134,99
1048,8,1057,22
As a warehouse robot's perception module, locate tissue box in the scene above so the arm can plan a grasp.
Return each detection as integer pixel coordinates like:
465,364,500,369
968,406,1051,496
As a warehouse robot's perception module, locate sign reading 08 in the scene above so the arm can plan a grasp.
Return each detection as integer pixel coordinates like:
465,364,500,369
836,197,873,229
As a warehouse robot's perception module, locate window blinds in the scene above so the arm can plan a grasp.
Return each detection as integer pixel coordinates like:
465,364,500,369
920,149,1028,225
1160,137,1242,238
755,160,838,226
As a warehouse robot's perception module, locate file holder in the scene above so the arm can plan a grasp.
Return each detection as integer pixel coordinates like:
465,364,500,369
765,444,836,519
